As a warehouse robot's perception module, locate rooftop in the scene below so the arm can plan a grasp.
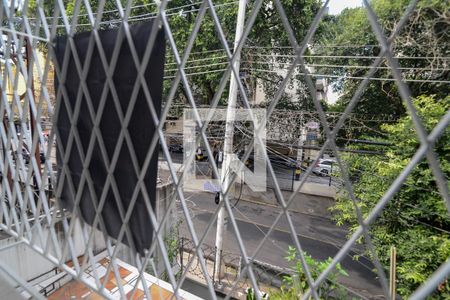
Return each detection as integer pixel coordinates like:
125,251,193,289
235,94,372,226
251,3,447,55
33,252,202,300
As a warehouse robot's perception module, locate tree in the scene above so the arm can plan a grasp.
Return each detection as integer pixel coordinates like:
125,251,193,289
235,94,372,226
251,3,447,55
245,0,329,111
317,0,449,128
163,0,327,109
331,95,450,298
24,1,327,112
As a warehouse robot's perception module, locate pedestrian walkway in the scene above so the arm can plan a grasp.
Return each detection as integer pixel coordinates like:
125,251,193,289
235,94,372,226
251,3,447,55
158,161,337,199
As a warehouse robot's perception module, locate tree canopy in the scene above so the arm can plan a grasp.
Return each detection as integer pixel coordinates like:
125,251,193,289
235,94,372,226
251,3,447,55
318,0,449,123
26,0,327,110
332,95,450,298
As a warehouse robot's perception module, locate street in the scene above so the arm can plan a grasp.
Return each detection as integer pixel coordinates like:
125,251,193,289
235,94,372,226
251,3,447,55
177,191,383,298
160,151,339,191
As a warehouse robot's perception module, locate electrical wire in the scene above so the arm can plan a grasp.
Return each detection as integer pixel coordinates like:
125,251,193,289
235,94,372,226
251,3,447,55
242,60,450,72
164,49,449,67
246,52,450,61
164,60,448,74
164,68,227,79
244,68,450,84
165,60,229,71
170,46,449,62
160,48,449,83
29,0,225,21
55,1,239,28
28,1,157,20
173,48,228,57
246,45,381,49
164,106,406,123
164,66,450,83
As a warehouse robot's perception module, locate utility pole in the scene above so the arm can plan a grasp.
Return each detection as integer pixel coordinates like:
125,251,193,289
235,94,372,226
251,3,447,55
214,0,247,282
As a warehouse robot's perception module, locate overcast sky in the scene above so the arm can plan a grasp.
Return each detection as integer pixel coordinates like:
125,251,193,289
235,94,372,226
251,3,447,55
327,0,364,15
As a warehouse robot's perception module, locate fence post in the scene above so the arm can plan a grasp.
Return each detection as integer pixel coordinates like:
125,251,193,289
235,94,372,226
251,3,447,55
390,246,397,300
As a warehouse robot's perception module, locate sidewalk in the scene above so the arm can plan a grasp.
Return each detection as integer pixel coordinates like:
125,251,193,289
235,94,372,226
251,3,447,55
293,180,336,198
235,184,335,219
158,161,337,219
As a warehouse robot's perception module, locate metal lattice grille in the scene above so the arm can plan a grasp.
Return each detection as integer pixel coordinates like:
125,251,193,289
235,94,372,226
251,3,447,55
0,0,448,299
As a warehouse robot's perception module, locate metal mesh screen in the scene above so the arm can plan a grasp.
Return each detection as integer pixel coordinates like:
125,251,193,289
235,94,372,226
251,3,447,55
0,0,448,299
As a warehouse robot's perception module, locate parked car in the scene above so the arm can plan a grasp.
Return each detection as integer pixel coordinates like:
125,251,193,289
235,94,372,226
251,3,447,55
313,158,336,176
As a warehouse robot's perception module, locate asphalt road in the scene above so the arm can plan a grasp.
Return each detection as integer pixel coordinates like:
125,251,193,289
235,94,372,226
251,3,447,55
178,191,384,299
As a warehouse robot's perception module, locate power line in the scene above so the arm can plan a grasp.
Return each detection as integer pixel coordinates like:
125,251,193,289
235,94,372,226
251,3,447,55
181,48,228,56
166,48,449,63
163,66,450,84
246,44,448,52
165,55,229,67
54,1,239,28
163,49,448,69
165,61,229,73
165,59,449,72
246,52,450,61
242,60,450,72
163,56,449,72
246,45,381,49
171,46,449,62
244,68,450,84
29,0,223,21
28,1,158,20
164,68,228,79
164,107,402,122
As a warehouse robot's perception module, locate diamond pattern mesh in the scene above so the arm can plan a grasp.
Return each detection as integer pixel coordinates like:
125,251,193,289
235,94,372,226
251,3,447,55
0,0,448,299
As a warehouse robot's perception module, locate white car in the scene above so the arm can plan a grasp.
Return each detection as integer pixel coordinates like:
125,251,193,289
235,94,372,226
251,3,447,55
313,158,336,176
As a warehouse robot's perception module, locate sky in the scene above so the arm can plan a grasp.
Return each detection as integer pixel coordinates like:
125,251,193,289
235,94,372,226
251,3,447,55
327,0,364,15
324,0,364,104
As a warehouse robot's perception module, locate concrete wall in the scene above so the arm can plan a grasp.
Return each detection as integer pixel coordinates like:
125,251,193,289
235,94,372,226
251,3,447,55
0,218,105,282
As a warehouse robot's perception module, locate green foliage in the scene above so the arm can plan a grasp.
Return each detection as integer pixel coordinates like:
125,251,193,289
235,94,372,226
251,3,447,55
159,223,182,281
246,287,268,300
321,0,449,129
270,246,348,299
332,95,450,298
163,0,326,108
25,1,328,109
248,0,328,111
165,227,180,267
